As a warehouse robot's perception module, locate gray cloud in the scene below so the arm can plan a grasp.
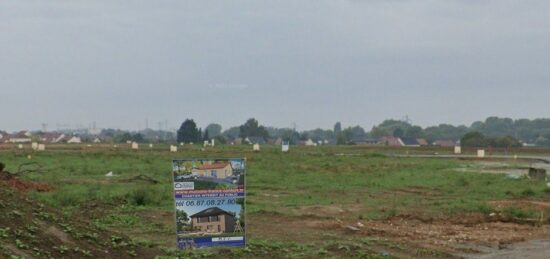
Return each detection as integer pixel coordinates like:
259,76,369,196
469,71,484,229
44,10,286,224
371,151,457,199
1,0,549,131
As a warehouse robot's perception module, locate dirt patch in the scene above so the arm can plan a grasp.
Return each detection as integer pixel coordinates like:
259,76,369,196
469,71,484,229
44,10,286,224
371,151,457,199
392,186,443,196
119,174,159,184
489,200,550,210
45,225,74,245
366,216,549,248
0,171,54,192
0,181,162,258
249,204,550,258
293,205,348,217
460,239,550,259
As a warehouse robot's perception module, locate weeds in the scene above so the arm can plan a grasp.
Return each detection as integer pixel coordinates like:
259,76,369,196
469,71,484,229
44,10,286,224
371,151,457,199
503,207,537,219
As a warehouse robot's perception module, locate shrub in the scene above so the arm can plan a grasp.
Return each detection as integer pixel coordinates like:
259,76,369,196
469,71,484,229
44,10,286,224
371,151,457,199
128,187,160,206
503,207,536,219
520,188,536,197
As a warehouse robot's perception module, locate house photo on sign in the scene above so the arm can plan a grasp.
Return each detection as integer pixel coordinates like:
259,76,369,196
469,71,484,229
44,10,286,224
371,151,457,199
172,158,246,249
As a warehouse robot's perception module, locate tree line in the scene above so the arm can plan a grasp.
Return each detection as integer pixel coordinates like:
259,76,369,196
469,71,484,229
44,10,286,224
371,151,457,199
93,116,550,147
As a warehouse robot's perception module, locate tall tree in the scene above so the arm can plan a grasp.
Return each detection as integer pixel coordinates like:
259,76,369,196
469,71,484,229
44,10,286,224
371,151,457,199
132,133,145,143
177,119,200,143
393,128,404,138
239,118,269,139
461,132,487,147
404,126,423,139
222,126,241,139
205,123,222,137
176,210,190,232
203,130,210,141
334,122,344,144
342,125,366,141
334,122,342,136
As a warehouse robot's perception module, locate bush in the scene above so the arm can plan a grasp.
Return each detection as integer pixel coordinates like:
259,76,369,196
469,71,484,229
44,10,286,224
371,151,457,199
503,207,536,219
520,188,536,197
128,187,160,206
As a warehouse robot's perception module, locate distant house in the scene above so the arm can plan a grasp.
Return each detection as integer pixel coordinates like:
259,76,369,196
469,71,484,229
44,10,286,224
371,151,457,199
349,138,379,145
233,138,243,145
401,138,420,147
66,136,82,144
245,137,266,145
416,138,429,146
325,139,337,145
192,163,233,179
379,136,404,147
8,131,32,143
93,137,102,143
0,131,8,143
40,132,66,143
303,139,316,146
272,137,283,146
190,207,236,233
433,140,456,147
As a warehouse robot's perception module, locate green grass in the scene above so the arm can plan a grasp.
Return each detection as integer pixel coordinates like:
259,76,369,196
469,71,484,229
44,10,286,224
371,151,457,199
3,145,549,217
1,145,549,257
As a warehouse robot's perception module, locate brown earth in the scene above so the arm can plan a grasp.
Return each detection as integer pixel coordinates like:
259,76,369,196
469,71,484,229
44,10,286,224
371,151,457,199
249,203,550,258
0,171,54,192
0,181,162,258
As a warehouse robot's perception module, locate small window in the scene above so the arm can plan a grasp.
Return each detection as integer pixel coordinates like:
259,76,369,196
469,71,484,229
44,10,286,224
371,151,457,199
210,216,218,222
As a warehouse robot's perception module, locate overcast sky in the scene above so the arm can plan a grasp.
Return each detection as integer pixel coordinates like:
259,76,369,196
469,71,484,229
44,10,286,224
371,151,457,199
1,0,549,132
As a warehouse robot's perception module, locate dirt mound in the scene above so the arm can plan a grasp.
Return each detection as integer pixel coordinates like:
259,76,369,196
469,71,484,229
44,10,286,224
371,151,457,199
0,181,161,258
0,171,54,192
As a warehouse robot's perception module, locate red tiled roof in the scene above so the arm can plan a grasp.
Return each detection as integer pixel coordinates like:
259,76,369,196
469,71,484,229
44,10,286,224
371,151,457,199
198,163,230,170
380,136,403,146
417,138,429,146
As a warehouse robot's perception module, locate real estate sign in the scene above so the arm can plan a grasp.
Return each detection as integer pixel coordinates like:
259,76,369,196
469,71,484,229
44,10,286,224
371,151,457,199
172,158,246,249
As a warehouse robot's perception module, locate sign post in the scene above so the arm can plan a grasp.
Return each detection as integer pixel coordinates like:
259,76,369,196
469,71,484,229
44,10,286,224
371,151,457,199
172,158,246,249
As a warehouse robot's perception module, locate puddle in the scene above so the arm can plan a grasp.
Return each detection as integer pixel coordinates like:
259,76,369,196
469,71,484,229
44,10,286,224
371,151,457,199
460,239,550,259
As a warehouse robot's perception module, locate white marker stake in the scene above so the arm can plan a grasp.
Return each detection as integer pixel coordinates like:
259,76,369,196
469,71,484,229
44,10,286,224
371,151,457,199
454,146,461,154
132,142,139,150
282,144,289,152
18,144,23,149
253,144,260,151
31,142,38,150
37,144,45,151
477,149,485,158
170,145,178,152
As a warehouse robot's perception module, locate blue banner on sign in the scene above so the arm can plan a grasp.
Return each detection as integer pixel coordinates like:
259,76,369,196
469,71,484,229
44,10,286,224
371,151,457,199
172,158,246,250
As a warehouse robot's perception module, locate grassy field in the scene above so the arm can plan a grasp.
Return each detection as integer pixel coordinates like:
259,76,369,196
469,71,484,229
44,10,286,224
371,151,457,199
1,144,549,258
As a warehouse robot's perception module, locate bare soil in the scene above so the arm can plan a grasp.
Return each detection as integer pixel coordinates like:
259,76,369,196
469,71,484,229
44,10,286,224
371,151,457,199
249,202,550,258
0,180,161,258
0,171,54,192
